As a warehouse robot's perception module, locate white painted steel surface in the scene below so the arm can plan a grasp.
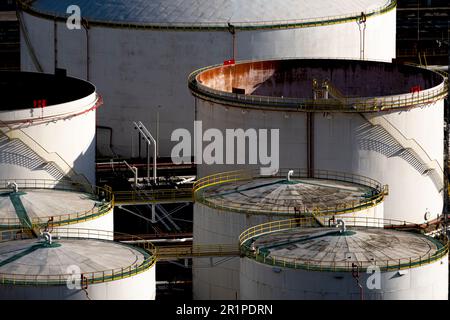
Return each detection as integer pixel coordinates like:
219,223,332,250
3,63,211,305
193,188,384,299
0,80,97,184
240,255,447,300
0,267,155,300
19,1,396,157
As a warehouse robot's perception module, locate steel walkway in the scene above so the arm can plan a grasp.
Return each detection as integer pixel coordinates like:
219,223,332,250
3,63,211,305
151,244,240,261
114,188,193,206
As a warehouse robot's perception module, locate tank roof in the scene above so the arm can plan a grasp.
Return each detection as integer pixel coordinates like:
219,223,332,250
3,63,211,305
0,71,95,111
0,239,148,282
194,169,385,216
0,239,143,274
0,230,155,285
189,59,447,112
244,226,446,271
21,0,395,28
0,181,113,228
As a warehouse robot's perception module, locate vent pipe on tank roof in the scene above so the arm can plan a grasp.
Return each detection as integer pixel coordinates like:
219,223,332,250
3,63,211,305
337,219,346,233
287,170,294,182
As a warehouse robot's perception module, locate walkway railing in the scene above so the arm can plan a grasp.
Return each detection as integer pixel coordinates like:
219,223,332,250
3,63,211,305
155,244,239,260
194,169,388,217
0,179,114,229
239,217,449,272
0,228,156,286
189,60,448,113
114,188,193,205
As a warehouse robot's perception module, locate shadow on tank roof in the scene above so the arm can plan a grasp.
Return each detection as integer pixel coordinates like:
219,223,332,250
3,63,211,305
0,71,95,110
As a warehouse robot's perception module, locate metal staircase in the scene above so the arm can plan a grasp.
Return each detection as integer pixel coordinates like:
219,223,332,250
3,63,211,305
0,132,65,180
0,128,90,186
360,114,443,192
324,80,444,193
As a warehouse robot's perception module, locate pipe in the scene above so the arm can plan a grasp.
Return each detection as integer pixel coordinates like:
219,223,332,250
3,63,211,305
122,238,192,244
133,121,157,182
306,113,314,178
82,19,90,81
7,182,18,193
54,19,58,70
42,231,52,245
139,122,157,182
337,219,346,233
227,23,236,61
287,170,294,182
16,10,43,72
357,12,367,60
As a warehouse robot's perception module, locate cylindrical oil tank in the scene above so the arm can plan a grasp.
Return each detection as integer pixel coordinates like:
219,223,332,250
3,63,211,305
193,169,386,299
189,59,447,224
0,71,99,185
239,217,448,300
0,229,156,300
0,180,114,236
17,0,397,158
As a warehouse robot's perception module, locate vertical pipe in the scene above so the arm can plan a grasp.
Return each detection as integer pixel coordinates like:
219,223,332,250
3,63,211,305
87,27,90,81
83,20,90,81
232,32,236,61
227,23,236,61
306,113,310,177
307,113,314,178
53,19,58,71
417,0,420,43
311,113,314,177
138,131,142,159
156,111,160,158
147,142,150,181
444,45,450,233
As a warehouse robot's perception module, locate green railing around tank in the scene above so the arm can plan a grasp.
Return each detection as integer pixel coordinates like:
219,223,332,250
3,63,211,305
239,217,449,273
0,228,156,286
0,179,114,229
194,169,388,217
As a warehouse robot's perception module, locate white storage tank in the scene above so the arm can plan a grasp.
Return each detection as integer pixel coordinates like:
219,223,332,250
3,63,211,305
193,168,387,299
17,0,397,158
0,228,156,300
239,217,448,300
189,58,447,224
0,179,114,235
0,71,99,185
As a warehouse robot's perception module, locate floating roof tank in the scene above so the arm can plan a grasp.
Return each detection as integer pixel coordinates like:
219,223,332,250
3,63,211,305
189,58,448,225
17,0,397,158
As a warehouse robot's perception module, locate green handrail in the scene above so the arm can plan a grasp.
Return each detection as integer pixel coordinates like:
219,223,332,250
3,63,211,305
0,228,156,286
